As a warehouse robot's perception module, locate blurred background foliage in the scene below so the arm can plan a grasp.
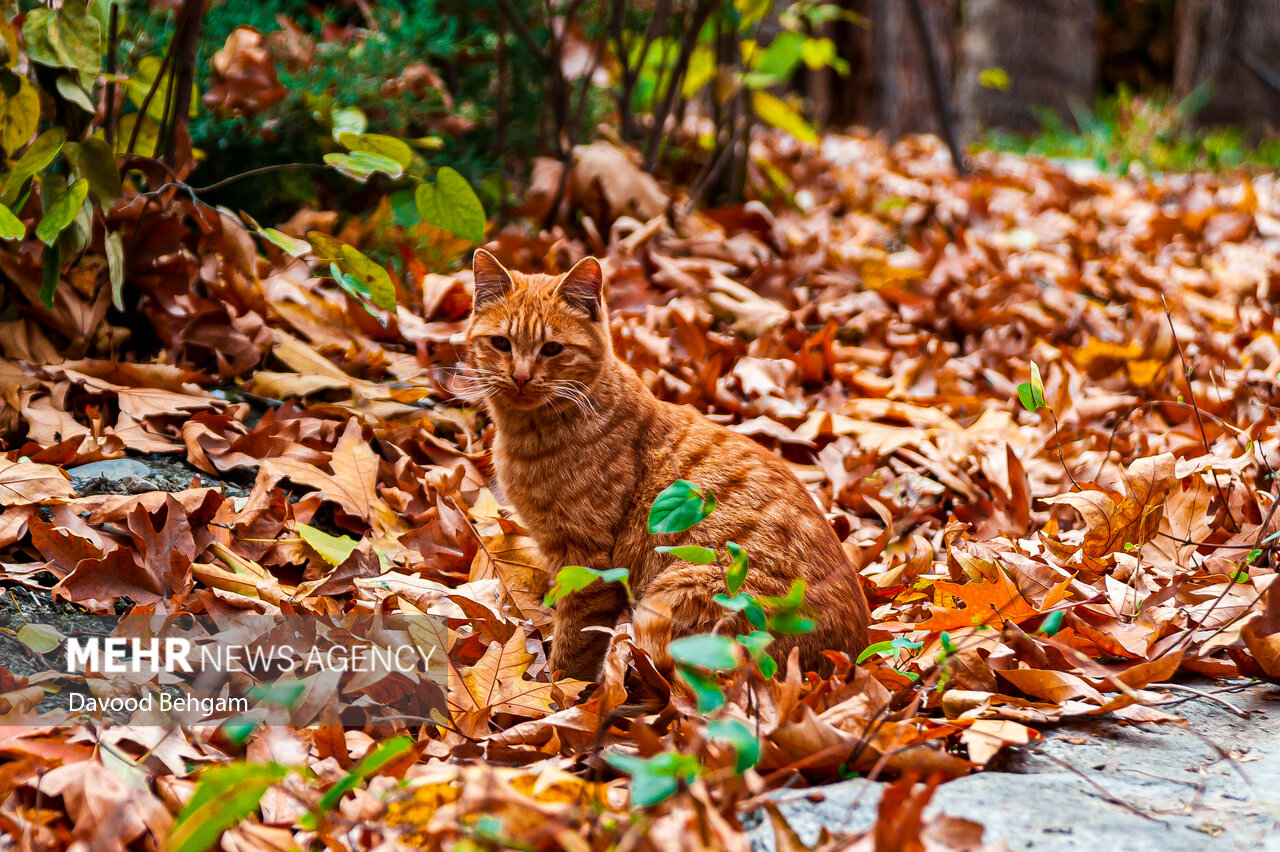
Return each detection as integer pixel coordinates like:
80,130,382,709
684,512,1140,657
2,0,1278,360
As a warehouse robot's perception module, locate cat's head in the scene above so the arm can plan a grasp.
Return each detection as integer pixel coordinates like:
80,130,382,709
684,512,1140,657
463,249,611,411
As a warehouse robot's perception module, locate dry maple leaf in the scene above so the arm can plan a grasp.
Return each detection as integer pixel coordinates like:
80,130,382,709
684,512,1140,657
448,629,587,737
1043,453,1177,558
909,569,1041,632
0,457,75,505
263,417,407,539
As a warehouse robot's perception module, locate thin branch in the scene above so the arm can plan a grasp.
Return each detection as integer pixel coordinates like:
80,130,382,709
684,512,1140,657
1163,296,1240,532
906,0,966,175
495,0,550,63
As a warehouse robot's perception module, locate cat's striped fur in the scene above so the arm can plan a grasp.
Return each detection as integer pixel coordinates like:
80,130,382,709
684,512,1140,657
465,249,870,681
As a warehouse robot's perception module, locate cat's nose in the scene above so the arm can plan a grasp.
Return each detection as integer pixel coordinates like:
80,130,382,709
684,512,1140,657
512,372,530,391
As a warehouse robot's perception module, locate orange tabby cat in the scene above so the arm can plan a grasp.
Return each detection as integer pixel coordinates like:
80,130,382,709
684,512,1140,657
465,249,870,681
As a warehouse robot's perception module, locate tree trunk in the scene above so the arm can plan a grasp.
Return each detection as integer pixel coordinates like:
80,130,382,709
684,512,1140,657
954,0,1097,143
1174,0,1280,138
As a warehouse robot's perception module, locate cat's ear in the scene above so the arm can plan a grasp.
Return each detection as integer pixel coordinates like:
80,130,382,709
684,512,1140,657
556,256,604,320
472,249,514,309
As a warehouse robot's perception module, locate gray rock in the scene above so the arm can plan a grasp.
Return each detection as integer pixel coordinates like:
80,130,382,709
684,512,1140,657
67,458,154,488
748,679,1280,851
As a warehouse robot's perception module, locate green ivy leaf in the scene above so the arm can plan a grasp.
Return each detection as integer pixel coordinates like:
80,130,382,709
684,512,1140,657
301,736,413,830
0,72,40,156
336,244,396,311
0,201,23,240
668,633,738,671
24,0,100,74
648,480,716,533
707,718,760,774
324,150,404,182
36,178,89,245
168,763,292,852
126,55,197,121
605,752,699,808
655,544,717,564
544,565,629,606
3,128,65,204
725,541,749,594
678,664,725,713
340,132,413,168
751,90,818,144
414,167,486,242
66,137,120,206
330,106,368,142
55,74,95,112
297,523,359,567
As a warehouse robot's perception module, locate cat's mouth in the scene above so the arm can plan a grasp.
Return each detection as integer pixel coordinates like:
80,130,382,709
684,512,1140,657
503,387,543,408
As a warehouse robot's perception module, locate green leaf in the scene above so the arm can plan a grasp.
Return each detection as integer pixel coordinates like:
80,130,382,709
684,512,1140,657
16,622,63,653
979,67,1010,90
126,55,197,121
1016,362,1048,412
0,72,39,155
246,680,306,708
855,639,897,664
735,629,773,659
24,1,100,73
668,633,738,671
605,752,699,808
168,763,291,852
66,137,120,206
3,128,65,204
105,230,124,310
55,74,95,112
655,544,717,564
707,718,760,774
757,652,778,678
648,480,716,534
725,541,749,594
544,565,629,606
330,106,368,142
302,736,413,829
766,611,815,635
263,228,310,257
414,167,486,242
336,244,396,311
0,201,23,240
677,664,725,713
749,31,805,84
750,91,817,144
39,241,59,309
36,178,89,245
340,132,413,168
297,523,359,567
800,37,846,74
324,150,403,182
1036,610,1065,636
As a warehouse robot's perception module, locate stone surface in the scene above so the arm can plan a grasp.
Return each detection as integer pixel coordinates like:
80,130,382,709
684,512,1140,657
748,679,1280,851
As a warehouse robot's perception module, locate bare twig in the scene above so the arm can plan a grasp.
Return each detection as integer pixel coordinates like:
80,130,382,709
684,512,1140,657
906,0,966,175
1163,296,1240,532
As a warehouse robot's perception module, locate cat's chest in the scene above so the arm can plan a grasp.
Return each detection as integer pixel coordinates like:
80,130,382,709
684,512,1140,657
493,435,631,545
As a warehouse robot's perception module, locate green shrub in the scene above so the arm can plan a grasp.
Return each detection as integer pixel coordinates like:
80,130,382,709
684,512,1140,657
981,84,1280,174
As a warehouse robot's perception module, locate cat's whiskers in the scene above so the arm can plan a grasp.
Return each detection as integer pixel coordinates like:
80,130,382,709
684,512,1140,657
546,380,597,418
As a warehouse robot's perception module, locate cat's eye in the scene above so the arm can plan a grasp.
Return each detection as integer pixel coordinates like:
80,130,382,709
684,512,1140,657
491,336,511,352
541,341,564,356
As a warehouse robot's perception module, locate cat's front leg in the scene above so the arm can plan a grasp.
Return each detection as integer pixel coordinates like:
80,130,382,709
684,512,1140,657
547,571,627,681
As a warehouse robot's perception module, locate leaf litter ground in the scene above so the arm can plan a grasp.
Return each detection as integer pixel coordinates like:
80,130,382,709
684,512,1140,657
1,132,1279,850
